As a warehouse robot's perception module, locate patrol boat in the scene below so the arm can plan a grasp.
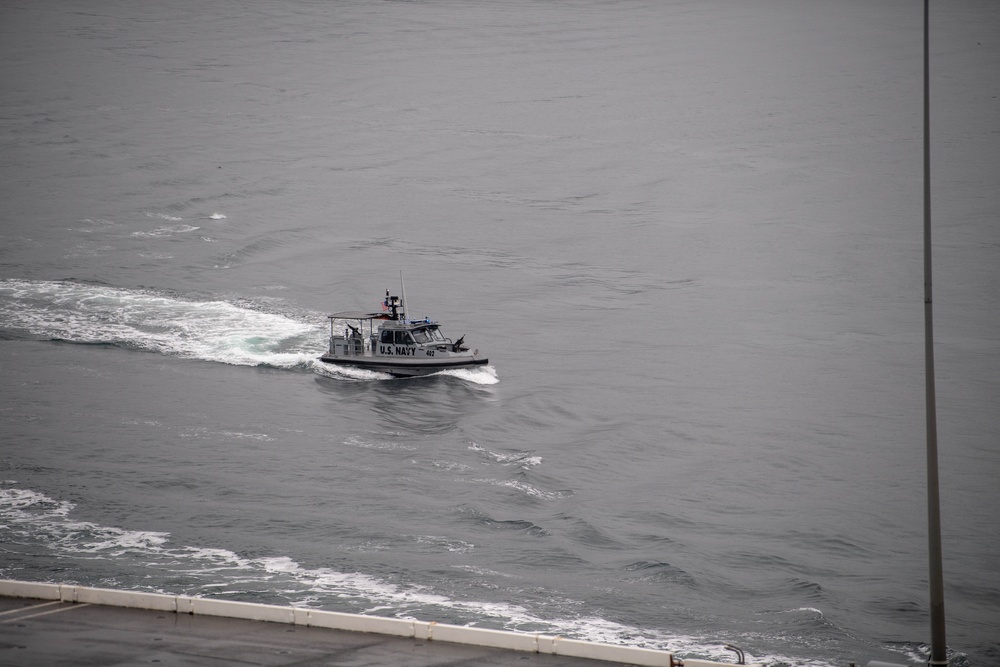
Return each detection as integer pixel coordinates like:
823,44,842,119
320,290,489,377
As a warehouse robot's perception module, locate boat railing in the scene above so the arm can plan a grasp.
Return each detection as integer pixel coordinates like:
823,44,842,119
328,334,365,357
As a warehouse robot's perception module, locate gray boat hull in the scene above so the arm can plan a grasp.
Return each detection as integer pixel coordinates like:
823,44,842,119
320,354,489,377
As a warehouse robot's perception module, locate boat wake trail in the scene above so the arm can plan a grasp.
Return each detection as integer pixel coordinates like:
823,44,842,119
311,361,499,384
435,365,499,385
0,279,321,368
311,361,394,381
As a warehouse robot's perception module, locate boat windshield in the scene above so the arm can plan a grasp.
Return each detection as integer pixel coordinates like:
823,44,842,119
411,326,445,343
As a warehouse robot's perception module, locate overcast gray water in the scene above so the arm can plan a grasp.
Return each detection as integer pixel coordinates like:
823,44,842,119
2,2,998,665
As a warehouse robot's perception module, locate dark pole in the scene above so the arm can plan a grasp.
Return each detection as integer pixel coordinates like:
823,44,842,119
923,0,948,665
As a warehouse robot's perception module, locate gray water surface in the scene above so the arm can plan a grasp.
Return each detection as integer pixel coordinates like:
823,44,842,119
2,2,998,665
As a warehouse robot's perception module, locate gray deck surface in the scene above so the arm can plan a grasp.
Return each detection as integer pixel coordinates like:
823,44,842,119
0,596,646,666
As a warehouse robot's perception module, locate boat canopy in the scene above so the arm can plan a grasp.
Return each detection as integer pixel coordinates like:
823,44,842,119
328,311,386,320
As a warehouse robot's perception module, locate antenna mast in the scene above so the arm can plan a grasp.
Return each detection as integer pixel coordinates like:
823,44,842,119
400,271,409,323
